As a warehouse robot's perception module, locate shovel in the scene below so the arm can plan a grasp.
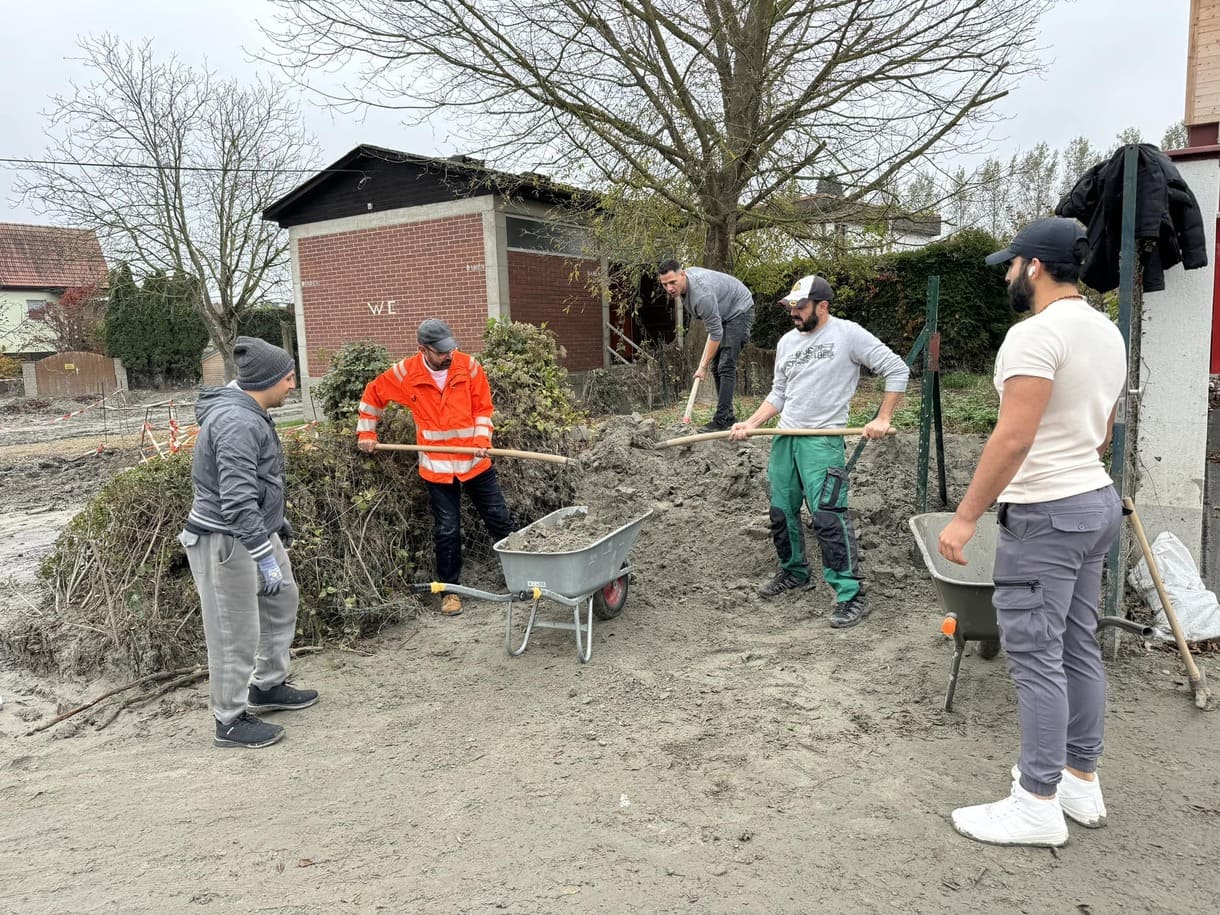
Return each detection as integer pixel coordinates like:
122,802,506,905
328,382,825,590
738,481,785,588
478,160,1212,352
1124,497,1212,709
374,443,570,465
680,376,701,425
655,427,896,449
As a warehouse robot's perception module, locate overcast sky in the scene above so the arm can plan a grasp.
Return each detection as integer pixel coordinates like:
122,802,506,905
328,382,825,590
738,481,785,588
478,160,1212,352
0,0,1192,225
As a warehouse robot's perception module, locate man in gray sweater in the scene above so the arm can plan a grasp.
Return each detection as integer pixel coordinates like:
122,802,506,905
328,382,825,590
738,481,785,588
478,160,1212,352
657,260,755,432
180,337,317,748
729,276,909,628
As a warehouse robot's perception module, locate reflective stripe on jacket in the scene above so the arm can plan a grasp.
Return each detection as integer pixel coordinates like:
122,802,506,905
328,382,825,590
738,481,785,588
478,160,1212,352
356,351,495,483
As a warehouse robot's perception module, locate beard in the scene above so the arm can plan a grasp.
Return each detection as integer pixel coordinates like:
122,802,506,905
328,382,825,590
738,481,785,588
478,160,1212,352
423,351,453,371
1008,272,1035,313
793,311,822,333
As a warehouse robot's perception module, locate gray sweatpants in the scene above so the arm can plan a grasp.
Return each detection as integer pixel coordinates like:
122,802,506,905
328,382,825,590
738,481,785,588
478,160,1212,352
179,530,299,725
993,486,1122,797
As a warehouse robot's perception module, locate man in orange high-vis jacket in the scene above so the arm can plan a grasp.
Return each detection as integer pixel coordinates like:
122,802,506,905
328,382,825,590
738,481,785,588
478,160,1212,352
356,318,515,616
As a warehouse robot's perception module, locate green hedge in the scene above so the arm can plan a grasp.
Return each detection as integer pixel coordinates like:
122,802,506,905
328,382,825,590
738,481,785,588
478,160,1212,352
738,229,1012,372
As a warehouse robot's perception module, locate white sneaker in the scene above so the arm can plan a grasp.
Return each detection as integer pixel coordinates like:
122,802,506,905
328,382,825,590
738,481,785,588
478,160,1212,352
1058,768,1107,828
952,781,1069,847
1011,765,1107,829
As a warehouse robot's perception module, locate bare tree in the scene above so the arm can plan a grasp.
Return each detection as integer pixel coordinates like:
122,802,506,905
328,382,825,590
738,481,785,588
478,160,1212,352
262,0,1052,269
1161,119,1188,152
28,283,107,353
1110,126,1143,153
1059,135,1104,199
18,36,317,377
1007,142,1059,227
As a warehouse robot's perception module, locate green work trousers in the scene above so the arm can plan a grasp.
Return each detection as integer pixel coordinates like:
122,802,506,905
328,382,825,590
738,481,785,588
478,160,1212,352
767,435,861,603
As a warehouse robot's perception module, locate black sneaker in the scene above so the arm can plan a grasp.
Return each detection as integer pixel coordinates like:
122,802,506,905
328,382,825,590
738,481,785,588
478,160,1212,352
247,680,320,713
214,712,284,749
758,570,811,598
697,421,730,434
830,594,871,628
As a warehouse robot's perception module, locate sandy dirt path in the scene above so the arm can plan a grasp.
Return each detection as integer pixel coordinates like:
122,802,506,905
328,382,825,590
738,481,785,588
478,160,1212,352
0,414,1217,914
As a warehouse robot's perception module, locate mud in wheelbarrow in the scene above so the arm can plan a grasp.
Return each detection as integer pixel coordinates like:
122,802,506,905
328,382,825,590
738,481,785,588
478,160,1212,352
418,506,652,663
909,512,1152,711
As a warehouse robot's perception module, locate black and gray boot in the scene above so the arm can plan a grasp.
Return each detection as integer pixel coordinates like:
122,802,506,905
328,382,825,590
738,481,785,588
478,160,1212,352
830,593,871,628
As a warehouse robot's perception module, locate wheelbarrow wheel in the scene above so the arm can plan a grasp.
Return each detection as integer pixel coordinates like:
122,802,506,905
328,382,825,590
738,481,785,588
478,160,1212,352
592,563,629,621
977,638,1001,660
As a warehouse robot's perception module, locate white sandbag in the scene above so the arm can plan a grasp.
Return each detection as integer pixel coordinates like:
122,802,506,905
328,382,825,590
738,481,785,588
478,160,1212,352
1128,531,1220,642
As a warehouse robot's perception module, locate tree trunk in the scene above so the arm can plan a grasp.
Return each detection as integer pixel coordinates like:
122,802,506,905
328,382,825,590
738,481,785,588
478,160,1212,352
703,218,736,272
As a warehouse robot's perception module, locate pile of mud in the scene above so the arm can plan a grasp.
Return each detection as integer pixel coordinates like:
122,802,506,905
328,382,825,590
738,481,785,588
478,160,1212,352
501,507,643,553
0,450,136,513
564,415,984,594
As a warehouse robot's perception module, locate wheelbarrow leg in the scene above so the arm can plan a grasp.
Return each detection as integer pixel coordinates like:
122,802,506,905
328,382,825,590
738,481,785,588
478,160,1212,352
945,633,965,712
573,595,594,664
506,596,543,657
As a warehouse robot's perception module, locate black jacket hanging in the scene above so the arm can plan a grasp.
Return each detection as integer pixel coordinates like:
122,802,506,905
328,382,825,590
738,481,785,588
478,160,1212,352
1054,143,1208,293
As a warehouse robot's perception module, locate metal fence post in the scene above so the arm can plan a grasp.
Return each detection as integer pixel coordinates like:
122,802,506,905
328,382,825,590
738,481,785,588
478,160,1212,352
1103,144,1140,655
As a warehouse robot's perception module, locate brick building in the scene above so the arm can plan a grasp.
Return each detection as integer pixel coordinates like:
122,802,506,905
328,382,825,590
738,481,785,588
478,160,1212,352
262,145,615,416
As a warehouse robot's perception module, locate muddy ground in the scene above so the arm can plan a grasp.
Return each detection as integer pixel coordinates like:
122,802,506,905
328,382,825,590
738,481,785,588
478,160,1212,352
0,394,1217,914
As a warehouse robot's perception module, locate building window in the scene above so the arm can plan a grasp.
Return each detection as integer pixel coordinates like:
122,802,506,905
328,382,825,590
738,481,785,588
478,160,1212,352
26,299,48,320
505,216,587,257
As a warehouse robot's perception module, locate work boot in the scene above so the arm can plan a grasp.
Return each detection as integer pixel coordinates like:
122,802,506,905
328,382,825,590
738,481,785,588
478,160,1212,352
830,593,871,628
441,594,463,616
213,712,284,749
247,679,319,713
951,780,1069,847
758,570,810,598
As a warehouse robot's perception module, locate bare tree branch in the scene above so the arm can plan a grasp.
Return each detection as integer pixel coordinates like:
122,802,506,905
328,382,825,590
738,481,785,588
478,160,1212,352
260,0,1050,268
17,36,318,377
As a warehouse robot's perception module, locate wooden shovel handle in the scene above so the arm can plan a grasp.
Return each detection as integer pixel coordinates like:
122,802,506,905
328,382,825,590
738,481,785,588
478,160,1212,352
373,443,568,465
681,376,701,424
656,427,896,449
1124,497,1205,687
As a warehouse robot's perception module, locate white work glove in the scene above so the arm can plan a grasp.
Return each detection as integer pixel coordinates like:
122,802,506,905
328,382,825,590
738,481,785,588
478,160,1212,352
257,555,285,595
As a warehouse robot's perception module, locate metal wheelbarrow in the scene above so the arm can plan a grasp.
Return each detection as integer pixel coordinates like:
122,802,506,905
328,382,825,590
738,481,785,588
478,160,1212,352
909,512,1152,711
419,506,653,663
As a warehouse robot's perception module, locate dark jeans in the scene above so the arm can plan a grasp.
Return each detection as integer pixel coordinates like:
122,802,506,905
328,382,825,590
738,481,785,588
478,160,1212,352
711,308,754,428
424,465,515,584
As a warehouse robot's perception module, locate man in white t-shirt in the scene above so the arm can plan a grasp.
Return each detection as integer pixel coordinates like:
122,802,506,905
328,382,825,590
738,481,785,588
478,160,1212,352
938,217,1125,847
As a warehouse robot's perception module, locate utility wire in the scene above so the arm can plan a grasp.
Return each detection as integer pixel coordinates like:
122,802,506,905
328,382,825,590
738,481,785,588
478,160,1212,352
0,156,363,176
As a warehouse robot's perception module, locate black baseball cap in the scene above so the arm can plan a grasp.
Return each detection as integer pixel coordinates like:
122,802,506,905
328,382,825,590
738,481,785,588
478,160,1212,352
985,217,1087,266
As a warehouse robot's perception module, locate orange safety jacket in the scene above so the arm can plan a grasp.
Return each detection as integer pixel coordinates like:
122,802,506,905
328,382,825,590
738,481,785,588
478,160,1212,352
356,351,495,484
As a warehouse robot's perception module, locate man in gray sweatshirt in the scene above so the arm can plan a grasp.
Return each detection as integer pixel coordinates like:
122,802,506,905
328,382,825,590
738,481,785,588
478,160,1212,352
180,337,317,748
729,276,909,628
657,260,755,432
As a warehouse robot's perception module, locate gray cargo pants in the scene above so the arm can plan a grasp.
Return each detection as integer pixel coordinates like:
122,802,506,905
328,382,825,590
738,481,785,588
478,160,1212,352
993,485,1122,797
180,530,299,725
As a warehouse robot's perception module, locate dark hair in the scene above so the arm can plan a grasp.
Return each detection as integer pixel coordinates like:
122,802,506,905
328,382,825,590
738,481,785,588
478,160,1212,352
656,258,681,276
1041,260,1083,285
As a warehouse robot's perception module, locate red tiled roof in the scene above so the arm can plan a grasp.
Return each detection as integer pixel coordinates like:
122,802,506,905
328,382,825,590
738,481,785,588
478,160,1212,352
0,222,108,289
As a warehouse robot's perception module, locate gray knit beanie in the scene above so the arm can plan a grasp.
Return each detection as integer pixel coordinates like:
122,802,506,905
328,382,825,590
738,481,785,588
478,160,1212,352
234,336,295,391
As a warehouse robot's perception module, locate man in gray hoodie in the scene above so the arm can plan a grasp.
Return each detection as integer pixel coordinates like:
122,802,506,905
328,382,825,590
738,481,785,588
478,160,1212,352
180,337,317,748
